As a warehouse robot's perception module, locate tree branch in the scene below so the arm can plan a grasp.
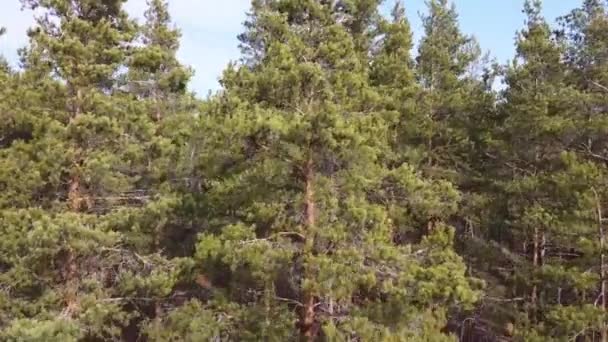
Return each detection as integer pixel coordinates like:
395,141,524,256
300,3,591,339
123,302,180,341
590,80,608,93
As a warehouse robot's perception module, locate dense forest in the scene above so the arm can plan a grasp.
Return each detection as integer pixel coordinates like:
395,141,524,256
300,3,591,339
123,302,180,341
1,0,608,340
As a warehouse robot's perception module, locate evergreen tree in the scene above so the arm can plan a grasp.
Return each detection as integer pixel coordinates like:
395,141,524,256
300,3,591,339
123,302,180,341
415,0,486,180
370,1,420,164
480,1,605,339
337,0,384,64
412,4,497,277
127,0,193,120
371,2,415,93
6,0,608,340
146,1,480,340
554,1,608,340
0,1,187,340
123,0,199,257
560,0,608,165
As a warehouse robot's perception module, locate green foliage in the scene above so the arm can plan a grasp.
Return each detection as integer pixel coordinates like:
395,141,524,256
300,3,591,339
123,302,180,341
127,0,193,107
2,0,608,340
183,1,480,340
1,0,197,340
2,318,82,342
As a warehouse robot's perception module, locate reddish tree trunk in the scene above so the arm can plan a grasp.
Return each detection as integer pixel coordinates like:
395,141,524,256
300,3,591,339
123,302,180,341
595,189,607,342
299,157,317,342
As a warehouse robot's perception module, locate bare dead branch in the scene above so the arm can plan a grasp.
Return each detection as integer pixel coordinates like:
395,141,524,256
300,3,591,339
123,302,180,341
591,80,608,93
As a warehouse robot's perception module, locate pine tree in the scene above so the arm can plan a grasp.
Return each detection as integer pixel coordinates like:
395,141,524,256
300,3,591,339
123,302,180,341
123,0,199,257
495,0,562,332
0,1,187,340
127,0,193,121
336,0,384,64
415,0,485,179
145,1,480,340
370,2,414,93
370,1,419,162
556,1,608,340
0,27,19,153
412,4,497,277
18,0,140,211
480,1,605,339
560,0,608,163
8,0,608,340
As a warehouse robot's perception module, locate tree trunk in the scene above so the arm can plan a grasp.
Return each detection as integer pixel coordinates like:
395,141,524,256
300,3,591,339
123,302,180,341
64,86,86,318
67,87,88,212
539,231,546,310
153,87,162,122
531,227,539,316
594,189,607,342
68,173,83,212
539,232,546,269
529,225,547,323
299,157,317,341
62,163,80,316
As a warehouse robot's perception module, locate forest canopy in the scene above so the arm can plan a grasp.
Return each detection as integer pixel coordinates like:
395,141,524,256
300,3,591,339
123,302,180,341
1,0,608,341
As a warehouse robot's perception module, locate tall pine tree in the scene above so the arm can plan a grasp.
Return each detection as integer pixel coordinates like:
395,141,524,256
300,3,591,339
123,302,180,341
127,0,193,120
147,1,479,340
415,0,487,181
0,1,187,340
482,1,605,339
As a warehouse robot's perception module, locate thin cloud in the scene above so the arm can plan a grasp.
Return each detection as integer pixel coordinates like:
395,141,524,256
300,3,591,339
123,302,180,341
0,2,35,65
0,0,250,94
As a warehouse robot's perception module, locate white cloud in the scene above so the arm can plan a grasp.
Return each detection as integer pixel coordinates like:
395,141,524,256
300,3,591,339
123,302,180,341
0,0,250,94
0,2,35,65
126,0,250,94
145,0,250,33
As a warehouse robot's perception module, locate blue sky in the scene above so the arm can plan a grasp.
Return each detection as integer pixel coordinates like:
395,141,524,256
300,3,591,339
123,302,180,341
0,0,579,96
